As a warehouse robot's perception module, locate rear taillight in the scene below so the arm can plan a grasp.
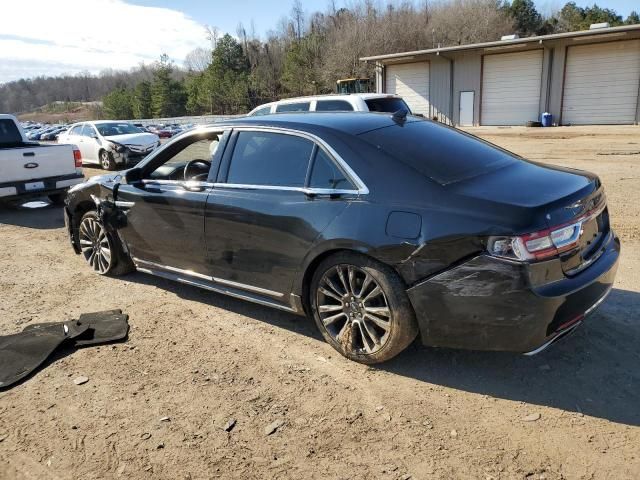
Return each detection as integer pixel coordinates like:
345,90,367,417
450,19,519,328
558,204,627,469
488,217,588,262
73,147,82,168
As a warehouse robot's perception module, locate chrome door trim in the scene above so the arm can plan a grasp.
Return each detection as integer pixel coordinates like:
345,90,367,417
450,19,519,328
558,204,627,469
223,125,369,195
211,183,360,195
133,258,285,298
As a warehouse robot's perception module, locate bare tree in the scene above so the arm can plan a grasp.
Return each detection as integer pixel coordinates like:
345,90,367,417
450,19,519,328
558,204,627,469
184,47,212,72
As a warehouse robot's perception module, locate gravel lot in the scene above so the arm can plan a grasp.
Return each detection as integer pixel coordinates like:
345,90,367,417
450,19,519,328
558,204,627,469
1,126,639,480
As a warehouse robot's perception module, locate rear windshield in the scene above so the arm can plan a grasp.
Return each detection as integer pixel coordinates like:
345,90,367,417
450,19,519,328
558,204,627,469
365,97,411,113
275,102,310,113
0,119,23,145
358,121,518,185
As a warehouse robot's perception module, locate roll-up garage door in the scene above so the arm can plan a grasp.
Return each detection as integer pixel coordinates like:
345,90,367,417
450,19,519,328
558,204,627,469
385,62,429,116
562,40,640,125
481,50,543,125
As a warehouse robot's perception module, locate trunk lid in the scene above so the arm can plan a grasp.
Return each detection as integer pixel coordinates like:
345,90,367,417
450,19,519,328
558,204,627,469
450,160,610,275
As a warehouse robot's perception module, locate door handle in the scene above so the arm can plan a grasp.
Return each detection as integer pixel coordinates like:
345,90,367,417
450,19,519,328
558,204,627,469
23,152,35,157
115,200,135,208
181,181,206,192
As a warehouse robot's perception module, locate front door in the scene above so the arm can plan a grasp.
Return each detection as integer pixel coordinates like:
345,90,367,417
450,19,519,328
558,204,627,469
80,123,100,162
205,129,357,297
115,131,223,273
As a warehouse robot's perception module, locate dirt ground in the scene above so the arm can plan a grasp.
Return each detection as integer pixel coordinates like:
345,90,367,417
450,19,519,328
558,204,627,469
1,126,639,480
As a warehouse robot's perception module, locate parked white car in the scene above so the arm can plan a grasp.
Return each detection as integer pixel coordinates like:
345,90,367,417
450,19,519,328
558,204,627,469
58,121,160,170
247,93,412,116
0,114,83,204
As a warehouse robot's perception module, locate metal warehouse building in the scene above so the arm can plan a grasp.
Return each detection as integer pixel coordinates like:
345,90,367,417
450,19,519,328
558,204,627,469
361,24,640,126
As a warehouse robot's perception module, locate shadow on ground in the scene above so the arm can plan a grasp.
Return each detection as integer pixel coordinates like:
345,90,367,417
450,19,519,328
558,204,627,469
120,272,640,427
0,198,63,230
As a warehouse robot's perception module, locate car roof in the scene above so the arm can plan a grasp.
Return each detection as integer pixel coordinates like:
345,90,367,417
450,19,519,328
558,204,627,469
252,93,402,109
214,112,417,136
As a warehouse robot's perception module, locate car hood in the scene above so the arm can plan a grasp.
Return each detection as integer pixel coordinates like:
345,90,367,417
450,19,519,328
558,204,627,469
104,133,159,147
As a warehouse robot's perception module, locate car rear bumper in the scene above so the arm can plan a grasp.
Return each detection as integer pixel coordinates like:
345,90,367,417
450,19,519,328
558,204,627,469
407,231,620,353
0,173,84,201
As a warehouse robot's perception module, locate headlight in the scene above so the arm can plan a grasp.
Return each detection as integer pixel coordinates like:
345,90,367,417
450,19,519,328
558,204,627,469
108,141,126,153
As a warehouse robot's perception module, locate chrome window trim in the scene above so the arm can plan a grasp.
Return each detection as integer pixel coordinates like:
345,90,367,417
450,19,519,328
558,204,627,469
140,179,214,188
133,258,285,298
138,125,370,195
227,126,369,195
212,183,360,195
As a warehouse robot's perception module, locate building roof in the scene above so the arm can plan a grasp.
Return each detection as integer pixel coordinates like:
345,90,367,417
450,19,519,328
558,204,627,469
360,24,640,63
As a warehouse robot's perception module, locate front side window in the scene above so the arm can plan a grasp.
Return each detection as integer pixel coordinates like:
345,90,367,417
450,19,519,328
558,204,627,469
227,131,314,187
81,124,97,137
148,132,223,181
275,102,310,113
309,148,354,190
70,125,83,136
315,100,354,112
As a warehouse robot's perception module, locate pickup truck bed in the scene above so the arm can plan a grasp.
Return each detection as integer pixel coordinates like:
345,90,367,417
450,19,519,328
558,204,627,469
0,115,84,203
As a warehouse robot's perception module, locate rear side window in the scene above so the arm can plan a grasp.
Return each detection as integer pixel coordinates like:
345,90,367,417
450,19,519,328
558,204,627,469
315,100,354,112
227,131,314,187
0,119,23,145
358,121,517,185
309,148,354,190
250,106,272,116
365,97,411,113
275,102,310,113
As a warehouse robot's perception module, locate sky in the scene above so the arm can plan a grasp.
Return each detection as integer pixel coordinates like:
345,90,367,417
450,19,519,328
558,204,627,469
0,0,637,84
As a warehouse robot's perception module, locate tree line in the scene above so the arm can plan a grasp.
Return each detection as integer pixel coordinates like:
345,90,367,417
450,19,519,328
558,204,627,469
1,0,638,118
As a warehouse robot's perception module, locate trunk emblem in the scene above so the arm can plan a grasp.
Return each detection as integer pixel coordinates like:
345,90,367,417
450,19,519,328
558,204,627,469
24,162,39,169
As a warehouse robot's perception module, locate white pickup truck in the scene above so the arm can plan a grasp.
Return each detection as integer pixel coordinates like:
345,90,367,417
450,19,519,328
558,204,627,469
0,114,84,204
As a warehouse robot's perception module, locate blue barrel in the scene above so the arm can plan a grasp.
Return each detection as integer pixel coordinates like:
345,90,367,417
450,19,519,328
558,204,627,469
541,112,553,127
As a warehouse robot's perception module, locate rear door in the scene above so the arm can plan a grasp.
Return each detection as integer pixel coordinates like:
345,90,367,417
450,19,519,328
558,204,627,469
204,128,359,297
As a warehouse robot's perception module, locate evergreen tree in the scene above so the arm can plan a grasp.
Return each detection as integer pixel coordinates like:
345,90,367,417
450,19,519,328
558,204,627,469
509,0,542,35
203,34,250,114
151,54,187,117
102,88,133,119
132,81,152,119
626,11,640,24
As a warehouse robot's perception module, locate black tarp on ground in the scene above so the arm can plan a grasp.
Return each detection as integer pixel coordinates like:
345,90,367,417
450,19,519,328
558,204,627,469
0,310,128,389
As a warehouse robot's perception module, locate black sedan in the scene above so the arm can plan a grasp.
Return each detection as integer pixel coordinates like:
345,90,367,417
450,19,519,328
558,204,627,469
63,113,619,363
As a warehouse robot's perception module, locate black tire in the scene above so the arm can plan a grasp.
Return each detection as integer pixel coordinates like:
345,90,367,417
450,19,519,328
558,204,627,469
76,210,134,276
310,252,418,364
48,193,66,205
99,150,116,170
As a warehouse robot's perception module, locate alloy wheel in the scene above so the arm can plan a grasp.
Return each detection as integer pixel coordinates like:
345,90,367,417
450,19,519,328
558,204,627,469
79,216,112,274
316,264,391,355
100,152,111,169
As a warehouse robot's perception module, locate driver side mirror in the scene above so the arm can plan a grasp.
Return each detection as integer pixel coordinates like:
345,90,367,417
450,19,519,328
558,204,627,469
124,167,142,184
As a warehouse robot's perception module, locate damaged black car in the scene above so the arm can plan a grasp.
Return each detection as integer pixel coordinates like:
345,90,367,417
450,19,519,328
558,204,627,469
63,113,620,364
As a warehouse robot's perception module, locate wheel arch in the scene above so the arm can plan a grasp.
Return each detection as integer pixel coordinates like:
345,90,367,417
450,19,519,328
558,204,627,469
68,200,97,253
297,242,396,315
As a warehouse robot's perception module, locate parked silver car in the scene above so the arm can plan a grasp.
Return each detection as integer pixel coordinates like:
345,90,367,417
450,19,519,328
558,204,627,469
58,121,160,170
